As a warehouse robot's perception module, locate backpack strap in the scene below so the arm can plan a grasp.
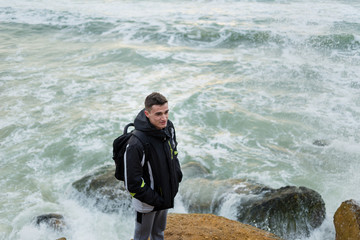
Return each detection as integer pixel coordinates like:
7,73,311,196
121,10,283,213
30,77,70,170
132,130,150,164
123,122,135,134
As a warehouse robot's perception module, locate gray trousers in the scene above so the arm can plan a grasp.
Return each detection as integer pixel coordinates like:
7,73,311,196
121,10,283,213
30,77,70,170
134,209,168,240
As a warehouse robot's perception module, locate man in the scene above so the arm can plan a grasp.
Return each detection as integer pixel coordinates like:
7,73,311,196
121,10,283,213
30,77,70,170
124,92,183,240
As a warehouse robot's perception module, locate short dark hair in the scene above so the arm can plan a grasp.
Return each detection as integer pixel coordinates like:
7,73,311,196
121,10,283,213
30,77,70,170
145,92,168,112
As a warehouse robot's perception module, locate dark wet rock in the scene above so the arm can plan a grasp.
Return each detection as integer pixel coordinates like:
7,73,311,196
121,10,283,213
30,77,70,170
334,199,360,240
180,178,325,240
71,164,131,213
71,162,326,239
181,161,211,180
313,139,330,147
35,213,66,231
237,186,326,239
70,161,209,213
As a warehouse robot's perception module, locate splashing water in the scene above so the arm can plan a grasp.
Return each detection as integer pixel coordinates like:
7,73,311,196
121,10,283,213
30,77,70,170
1,0,360,239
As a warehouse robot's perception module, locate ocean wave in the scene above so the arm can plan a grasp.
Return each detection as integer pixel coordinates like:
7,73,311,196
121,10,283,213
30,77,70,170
2,6,359,54
0,7,119,39
0,6,285,47
0,7,81,26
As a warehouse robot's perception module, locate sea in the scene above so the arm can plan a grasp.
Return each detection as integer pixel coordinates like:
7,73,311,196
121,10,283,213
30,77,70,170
1,0,359,239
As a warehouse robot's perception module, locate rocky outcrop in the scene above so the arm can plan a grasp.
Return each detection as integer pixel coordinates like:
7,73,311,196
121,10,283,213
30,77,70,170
237,186,325,239
312,139,330,147
34,213,66,231
334,199,360,240
38,213,282,240
71,162,326,239
165,213,283,240
70,161,210,213
179,163,326,240
71,165,131,213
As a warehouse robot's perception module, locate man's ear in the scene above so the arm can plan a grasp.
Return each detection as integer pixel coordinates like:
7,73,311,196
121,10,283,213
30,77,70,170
144,109,149,118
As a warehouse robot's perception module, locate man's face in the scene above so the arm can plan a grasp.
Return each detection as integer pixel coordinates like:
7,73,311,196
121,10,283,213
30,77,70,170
144,103,169,130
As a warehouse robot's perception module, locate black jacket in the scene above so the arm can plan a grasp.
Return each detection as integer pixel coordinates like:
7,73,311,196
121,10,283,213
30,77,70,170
124,109,182,212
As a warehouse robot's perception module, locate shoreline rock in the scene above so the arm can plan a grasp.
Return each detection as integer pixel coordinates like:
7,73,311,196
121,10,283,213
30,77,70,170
312,139,331,147
35,213,66,232
42,163,357,240
71,162,326,239
179,163,326,239
42,213,282,240
334,199,360,240
165,213,283,240
71,165,131,213
237,186,325,239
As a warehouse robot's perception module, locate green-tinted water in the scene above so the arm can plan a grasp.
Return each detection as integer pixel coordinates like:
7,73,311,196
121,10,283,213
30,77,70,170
1,0,360,239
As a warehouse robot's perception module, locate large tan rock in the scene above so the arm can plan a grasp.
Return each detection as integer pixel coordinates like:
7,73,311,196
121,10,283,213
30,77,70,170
334,199,360,240
165,213,283,240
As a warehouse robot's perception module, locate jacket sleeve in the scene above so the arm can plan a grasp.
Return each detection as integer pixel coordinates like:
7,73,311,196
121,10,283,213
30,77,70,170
171,125,183,183
174,153,182,183
124,140,164,207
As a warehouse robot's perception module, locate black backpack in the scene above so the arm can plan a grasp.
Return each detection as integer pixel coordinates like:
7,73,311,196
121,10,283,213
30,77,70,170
112,123,149,181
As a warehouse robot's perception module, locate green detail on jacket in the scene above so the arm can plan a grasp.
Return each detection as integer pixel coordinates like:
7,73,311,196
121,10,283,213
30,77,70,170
141,180,145,188
130,179,146,197
168,140,174,160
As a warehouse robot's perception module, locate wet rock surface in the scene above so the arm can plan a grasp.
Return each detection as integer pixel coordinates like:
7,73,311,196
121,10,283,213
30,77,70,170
71,164,131,213
35,213,66,231
237,186,326,239
312,139,330,147
179,163,326,239
180,177,325,239
71,161,326,239
71,161,210,213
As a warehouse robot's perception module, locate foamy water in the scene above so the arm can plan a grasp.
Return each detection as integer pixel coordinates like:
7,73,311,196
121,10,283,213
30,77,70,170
1,0,360,239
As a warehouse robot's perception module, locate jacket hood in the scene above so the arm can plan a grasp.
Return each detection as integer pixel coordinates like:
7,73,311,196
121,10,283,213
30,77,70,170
134,109,169,139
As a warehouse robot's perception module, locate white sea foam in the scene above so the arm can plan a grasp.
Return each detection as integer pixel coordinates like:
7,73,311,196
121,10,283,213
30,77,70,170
1,0,360,240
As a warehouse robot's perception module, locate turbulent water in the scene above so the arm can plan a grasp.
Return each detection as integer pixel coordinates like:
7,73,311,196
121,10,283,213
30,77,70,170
1,0,360,239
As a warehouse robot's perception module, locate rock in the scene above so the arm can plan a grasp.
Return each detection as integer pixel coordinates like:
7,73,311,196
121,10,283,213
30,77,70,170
56,238,66,240
334,199,360,240
180,178,325,240
237,186,326,239
35,213,66,231
313,139,330,147
181,161,210,179
70,161,209,213
71,163,326,239
165,213,283,240
71,165,131,213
